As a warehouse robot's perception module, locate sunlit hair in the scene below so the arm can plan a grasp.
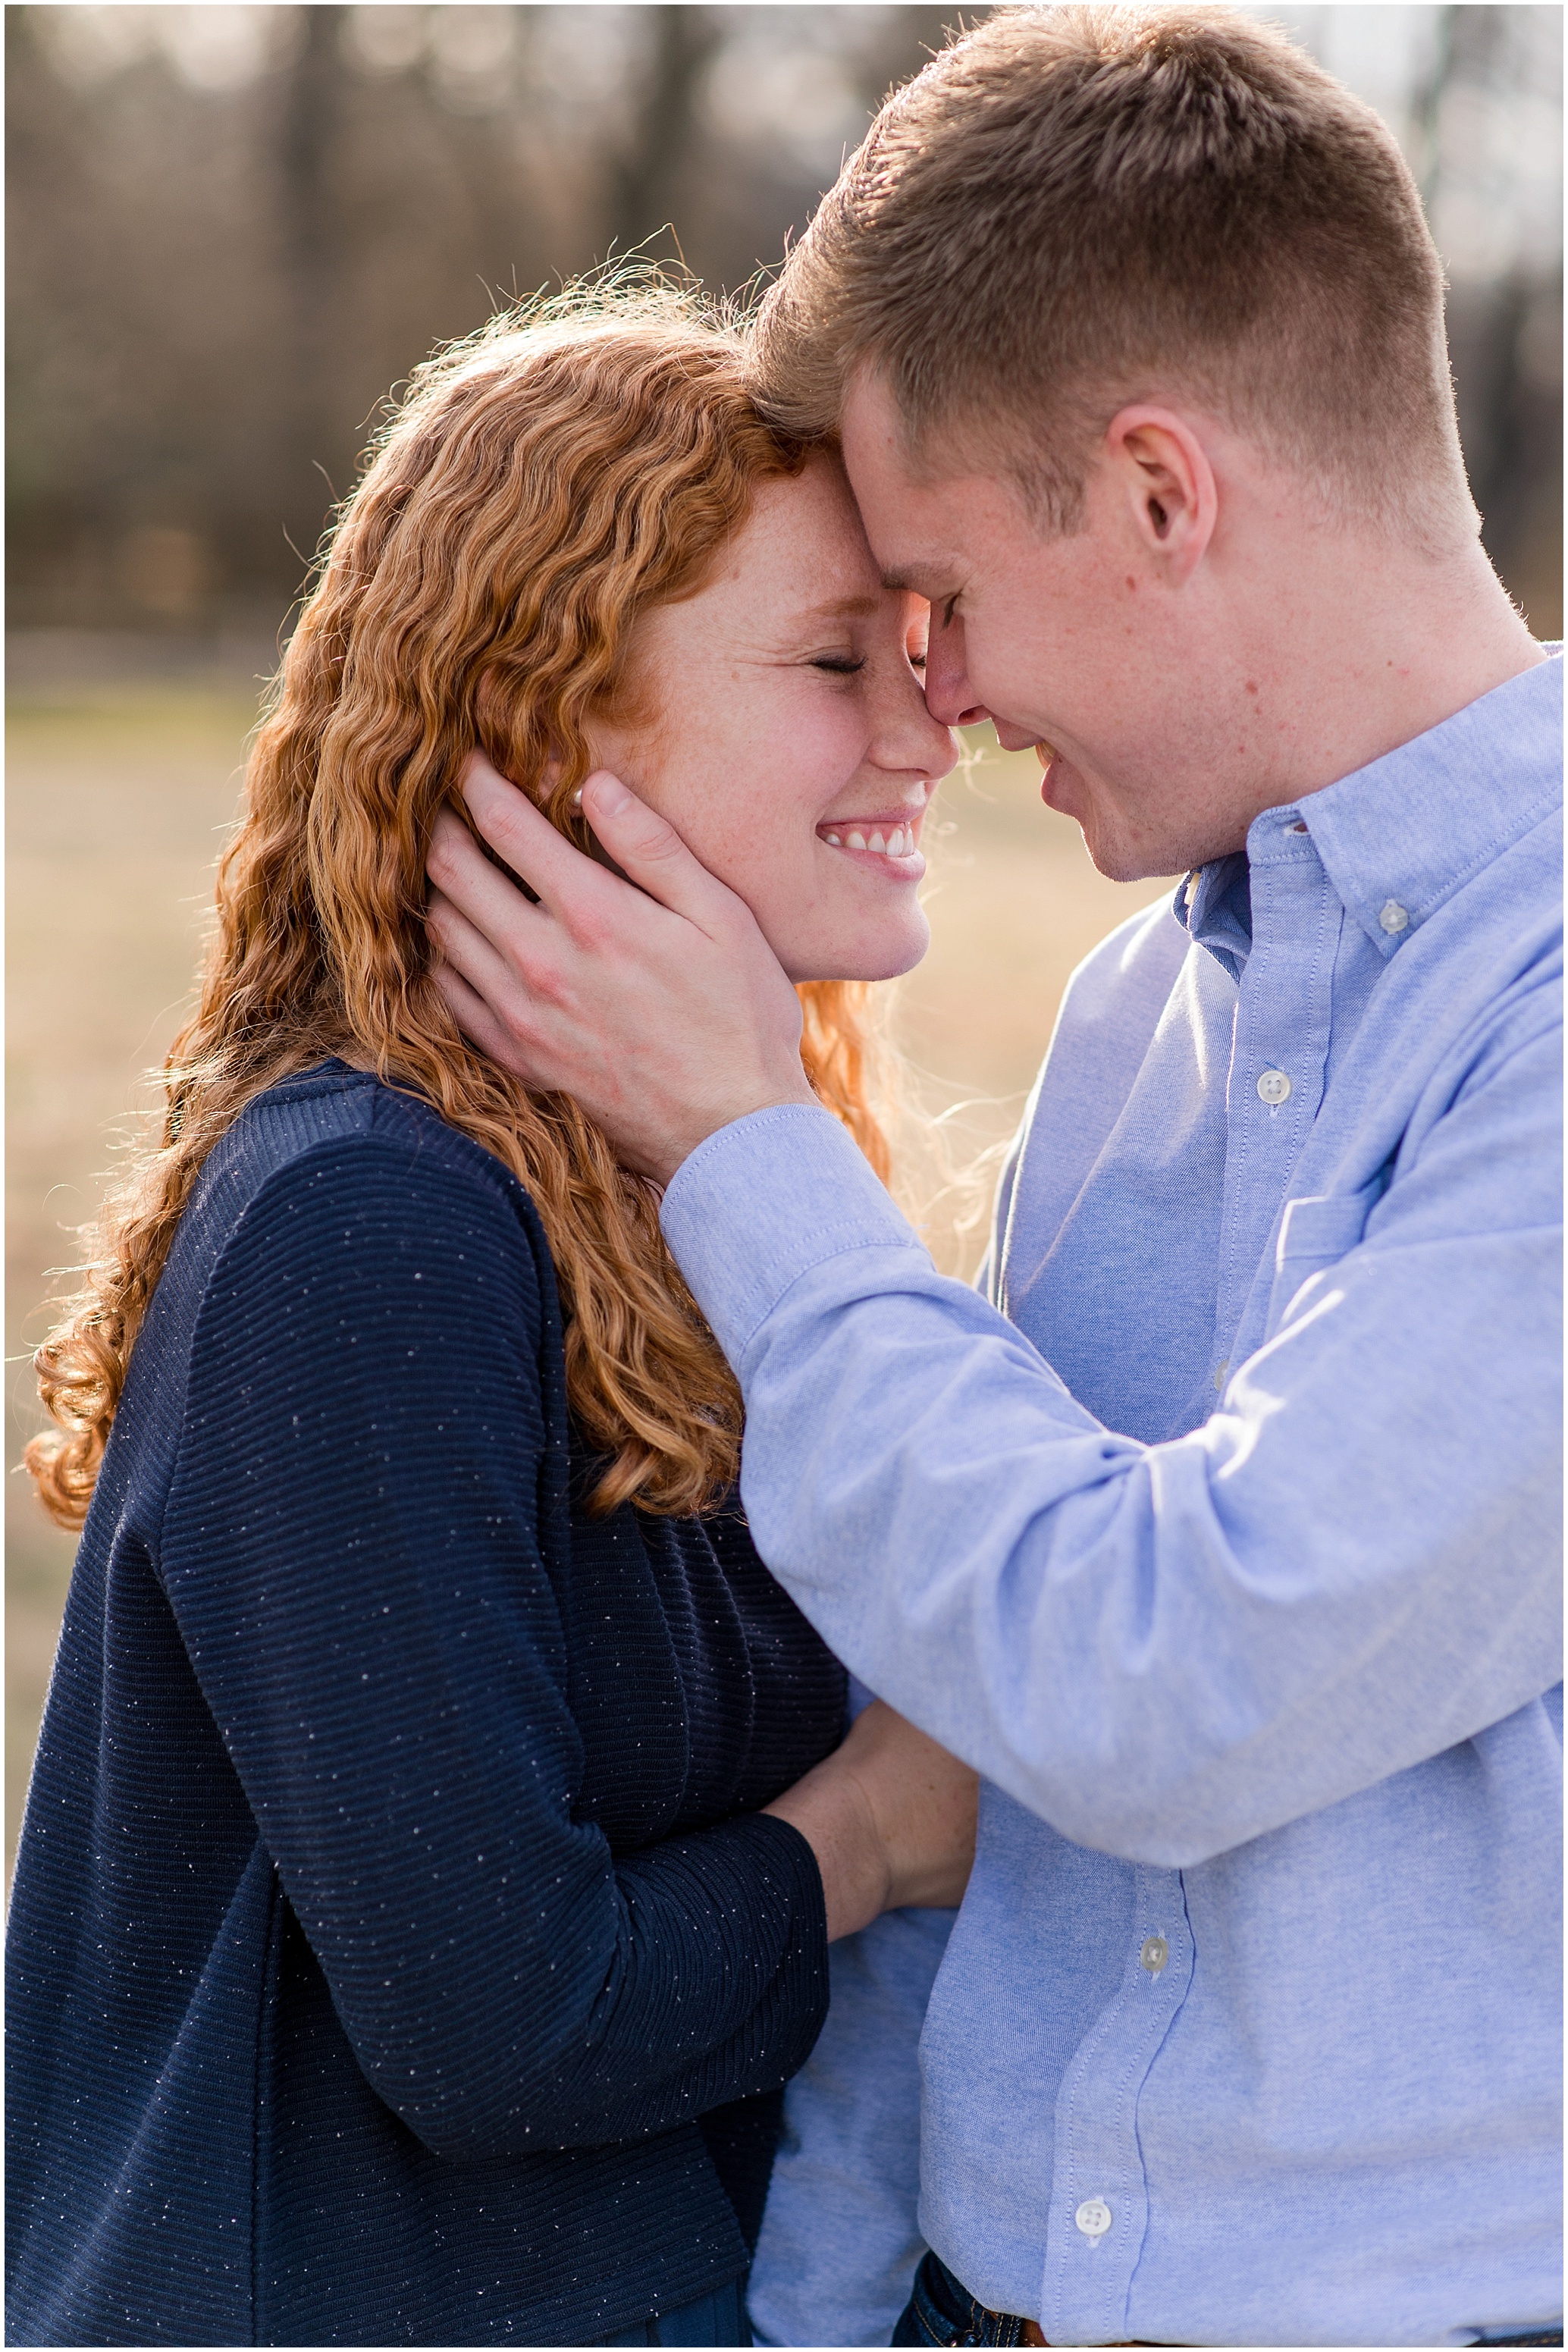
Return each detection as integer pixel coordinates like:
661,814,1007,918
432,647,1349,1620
751,4,1472,547
28,287,892,1527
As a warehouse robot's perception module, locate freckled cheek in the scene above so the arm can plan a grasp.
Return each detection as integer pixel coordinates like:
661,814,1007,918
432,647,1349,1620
670,785,820,925
739,718,861,872
632,729,751,856
655,698,861,906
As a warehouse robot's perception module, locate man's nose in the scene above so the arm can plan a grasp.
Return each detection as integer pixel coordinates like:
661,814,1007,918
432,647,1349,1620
923,618,992,730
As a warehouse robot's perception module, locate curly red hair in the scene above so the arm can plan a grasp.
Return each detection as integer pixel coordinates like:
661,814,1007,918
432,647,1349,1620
28,288,892,1526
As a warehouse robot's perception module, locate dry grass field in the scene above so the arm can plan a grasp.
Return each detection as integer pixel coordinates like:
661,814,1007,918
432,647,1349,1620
5,672,1173,1874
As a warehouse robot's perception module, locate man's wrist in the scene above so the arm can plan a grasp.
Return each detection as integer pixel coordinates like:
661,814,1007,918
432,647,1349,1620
651,1075,817,1190
660,1102,923,1364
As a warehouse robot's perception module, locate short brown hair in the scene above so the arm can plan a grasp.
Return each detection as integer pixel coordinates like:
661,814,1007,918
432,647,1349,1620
751,5,1470,539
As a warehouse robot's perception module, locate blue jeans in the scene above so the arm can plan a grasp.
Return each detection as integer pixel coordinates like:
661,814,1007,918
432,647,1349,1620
591,2272,751,2345
892,2251,1034,2347
891,2250,1566,2351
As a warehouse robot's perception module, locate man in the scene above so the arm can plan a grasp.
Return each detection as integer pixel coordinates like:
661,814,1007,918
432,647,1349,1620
428,8,1562,2344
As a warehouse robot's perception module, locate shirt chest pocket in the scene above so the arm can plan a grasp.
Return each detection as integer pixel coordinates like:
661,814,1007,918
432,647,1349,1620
1265,1173,1387,1342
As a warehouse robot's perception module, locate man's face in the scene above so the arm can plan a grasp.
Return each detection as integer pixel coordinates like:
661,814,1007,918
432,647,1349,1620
839,372,1252,882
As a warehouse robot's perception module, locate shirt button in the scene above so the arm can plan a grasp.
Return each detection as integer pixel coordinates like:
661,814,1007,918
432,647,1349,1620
1256,1068,1293,1105
1140,1934,1168,1973
1378,898,1410,934
1075,2197,1113,2241
1212,1359,1229,1392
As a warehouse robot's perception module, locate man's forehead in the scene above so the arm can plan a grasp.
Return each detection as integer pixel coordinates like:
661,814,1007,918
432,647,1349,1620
842,366,1039,518
841,372,939,492
840,376,999,579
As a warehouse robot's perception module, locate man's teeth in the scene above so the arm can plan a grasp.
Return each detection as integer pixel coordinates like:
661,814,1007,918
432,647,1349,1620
829,825,915,856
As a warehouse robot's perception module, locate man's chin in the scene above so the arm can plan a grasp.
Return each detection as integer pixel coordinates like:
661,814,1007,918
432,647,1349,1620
1058,780,1185,886
1071,808,1170,886
1079,829,1165,885
1044,760,1135,879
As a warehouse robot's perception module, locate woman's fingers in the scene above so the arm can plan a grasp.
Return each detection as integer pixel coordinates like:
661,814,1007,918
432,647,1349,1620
764,1702,981,1937
839,1703,980,1914
762,1751,892,1943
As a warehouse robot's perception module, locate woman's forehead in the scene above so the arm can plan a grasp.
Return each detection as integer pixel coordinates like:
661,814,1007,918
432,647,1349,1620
720,465,890,600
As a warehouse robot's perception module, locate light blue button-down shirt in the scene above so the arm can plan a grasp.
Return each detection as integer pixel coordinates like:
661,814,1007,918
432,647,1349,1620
666,656,1563,2349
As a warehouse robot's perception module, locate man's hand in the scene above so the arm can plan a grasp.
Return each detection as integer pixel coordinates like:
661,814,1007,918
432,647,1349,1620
427,753,815,1184
764,1700,980,1941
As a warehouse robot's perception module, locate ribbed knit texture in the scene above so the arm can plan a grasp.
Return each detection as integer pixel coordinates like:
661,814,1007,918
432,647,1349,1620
7,1067,842,2347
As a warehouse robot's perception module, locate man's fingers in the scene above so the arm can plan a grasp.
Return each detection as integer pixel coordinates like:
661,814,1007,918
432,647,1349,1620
424,754,811,1180
427,878,522,997
457,750,622,920
426,803,566,961
430,955,541,1083
579,772,756,939
428,886,559,1083
451,751,751,952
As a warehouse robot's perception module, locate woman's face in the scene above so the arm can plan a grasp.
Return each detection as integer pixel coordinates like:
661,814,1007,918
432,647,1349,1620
588,453,958,983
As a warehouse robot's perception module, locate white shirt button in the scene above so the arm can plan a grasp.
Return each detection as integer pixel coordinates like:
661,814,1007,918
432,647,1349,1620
1212,1359,1229,1392
1256,1068,1293,1105
1075,2197,1113,2240
1379,898,1410,933
1140,1934,1168,1973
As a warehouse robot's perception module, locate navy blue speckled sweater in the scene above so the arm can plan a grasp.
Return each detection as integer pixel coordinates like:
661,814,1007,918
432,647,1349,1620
6,1067,842,2347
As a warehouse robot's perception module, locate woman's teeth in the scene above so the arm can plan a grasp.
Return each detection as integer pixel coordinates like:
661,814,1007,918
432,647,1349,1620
823,825,917,857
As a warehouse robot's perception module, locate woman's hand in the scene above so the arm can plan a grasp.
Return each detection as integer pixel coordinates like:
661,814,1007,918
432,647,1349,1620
764,1699,979,1941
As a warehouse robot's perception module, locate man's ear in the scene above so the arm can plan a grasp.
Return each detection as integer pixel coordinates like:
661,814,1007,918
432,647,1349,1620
1105,406,1218,582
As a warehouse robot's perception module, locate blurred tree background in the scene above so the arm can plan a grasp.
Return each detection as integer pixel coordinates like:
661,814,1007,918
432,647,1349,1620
5,5,1563,1871
7,3,1561,644
8,3,968,641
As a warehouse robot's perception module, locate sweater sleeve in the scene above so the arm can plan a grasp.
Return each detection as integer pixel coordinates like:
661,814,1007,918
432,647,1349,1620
157,1126,828,2162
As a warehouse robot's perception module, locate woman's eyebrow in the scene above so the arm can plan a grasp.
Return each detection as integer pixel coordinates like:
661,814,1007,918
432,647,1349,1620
797,594,882,622
745,594,883,654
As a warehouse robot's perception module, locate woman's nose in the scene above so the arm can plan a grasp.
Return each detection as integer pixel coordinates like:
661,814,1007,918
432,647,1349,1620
923,614,991,731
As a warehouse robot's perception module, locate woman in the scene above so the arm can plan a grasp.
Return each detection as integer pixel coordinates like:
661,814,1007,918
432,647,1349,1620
7,293,974,2349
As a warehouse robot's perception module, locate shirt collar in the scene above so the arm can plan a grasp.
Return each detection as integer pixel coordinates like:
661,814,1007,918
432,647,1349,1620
1174,854,1253,980
1247,650,1563,960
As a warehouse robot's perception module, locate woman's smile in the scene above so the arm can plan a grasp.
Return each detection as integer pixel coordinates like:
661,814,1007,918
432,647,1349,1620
590,451,957,983
817,801,930,877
